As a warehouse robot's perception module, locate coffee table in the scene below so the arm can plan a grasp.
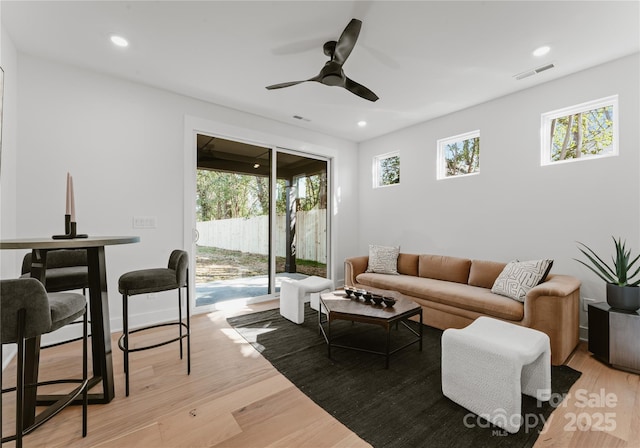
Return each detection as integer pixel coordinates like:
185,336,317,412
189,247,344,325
318,290,423,368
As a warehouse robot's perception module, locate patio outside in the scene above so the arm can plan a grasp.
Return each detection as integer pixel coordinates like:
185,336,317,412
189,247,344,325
195,246,326,306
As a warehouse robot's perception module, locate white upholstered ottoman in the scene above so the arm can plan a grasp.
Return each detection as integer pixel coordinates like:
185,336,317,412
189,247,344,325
279,276,334,324
441,316,551,434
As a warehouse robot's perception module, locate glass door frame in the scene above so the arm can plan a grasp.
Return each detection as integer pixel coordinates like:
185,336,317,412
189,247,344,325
184,121,331,316
273,146,330,283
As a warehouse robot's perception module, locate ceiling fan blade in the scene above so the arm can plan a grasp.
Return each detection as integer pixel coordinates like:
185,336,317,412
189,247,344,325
333,18,362,66
271,38,325,55
265,80,306,90
344,77,379,102
266,74,322,90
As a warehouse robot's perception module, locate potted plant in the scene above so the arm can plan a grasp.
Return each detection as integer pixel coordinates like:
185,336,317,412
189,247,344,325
575,237,640,312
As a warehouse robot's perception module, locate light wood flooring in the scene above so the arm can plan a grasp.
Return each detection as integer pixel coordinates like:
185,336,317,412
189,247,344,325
2,300,639,447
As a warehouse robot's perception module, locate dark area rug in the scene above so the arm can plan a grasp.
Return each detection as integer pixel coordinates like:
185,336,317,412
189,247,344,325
227,304,581,448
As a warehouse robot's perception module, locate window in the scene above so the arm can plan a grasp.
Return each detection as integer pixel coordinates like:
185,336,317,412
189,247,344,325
437,130,480,179
373,152,400,188
541,95,618,166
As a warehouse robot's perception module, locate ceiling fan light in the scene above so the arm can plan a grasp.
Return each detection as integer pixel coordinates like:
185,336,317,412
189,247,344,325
357,121,367,127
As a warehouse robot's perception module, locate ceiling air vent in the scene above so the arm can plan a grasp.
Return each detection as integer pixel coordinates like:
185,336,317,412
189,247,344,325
514,63,555,80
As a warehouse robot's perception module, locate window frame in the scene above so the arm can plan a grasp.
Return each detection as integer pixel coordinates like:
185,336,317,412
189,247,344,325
372,151,400,189
436,130,480,180
540,95,618,166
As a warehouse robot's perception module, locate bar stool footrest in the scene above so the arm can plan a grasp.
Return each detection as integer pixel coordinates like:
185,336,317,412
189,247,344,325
118,321,189,353
1,379,88,443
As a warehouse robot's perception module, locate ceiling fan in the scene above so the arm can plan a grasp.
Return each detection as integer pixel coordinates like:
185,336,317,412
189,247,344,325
266,18,379,102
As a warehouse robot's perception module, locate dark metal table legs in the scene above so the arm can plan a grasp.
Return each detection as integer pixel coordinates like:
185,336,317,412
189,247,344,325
318,306,423,369
27,246,115,421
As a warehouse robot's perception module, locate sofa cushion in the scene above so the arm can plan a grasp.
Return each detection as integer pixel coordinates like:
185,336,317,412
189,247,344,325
418,254,471,284
355,272,524,321
468,260,507,289
397,253,419,276
365,245,400,275
491,259,554,302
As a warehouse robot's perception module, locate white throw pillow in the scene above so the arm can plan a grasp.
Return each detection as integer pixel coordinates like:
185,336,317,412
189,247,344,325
491,259,553,302
365,245,400,275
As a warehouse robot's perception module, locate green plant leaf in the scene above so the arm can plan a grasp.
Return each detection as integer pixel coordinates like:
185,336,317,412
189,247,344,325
575,238,640,287
576,242,616,281
573,257,615,283
628,263,640,283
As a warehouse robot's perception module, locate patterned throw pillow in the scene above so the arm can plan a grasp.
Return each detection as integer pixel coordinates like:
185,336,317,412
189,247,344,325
365,245,400,275
491,259,553,302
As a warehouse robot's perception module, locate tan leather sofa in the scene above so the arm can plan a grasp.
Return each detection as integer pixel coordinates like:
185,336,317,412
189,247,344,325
345,253,581,365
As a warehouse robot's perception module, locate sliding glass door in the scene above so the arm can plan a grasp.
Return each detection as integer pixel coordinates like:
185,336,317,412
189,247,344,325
194,135,328,309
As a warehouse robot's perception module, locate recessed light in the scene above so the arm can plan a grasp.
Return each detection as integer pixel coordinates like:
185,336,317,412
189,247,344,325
110,35,129,48
533,46,550,57
357,121,367,127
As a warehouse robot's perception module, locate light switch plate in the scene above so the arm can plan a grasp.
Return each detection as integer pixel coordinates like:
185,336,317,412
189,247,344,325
133,216,157,229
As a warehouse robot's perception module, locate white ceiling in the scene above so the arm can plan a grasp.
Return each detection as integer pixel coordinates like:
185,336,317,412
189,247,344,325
2,1,639,142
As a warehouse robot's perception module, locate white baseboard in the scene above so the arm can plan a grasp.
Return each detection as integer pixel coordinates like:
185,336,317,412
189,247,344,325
579,325,589,342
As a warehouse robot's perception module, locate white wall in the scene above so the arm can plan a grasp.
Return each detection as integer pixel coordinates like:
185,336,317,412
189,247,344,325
357,54,640,336
12,54,358,332
1,26,20,368
1,28,18,276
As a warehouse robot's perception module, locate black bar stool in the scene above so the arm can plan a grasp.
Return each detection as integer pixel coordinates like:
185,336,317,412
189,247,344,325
21,249,88,293
1,278,88,448
20,249,90,348
117,250,190,396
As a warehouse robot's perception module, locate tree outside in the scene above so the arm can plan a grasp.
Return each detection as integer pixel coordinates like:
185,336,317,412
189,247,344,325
550,105,614,161
445,136,480,177
196,171,269,221
197,170,327,221
379,154,400,186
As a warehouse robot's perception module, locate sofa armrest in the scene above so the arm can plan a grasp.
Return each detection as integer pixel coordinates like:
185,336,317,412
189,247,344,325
344,256,369,286
523,274,581,365
524,274,581,324
526,274,582,300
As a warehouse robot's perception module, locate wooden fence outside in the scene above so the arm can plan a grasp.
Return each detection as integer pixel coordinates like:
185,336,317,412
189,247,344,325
196,209,327,263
